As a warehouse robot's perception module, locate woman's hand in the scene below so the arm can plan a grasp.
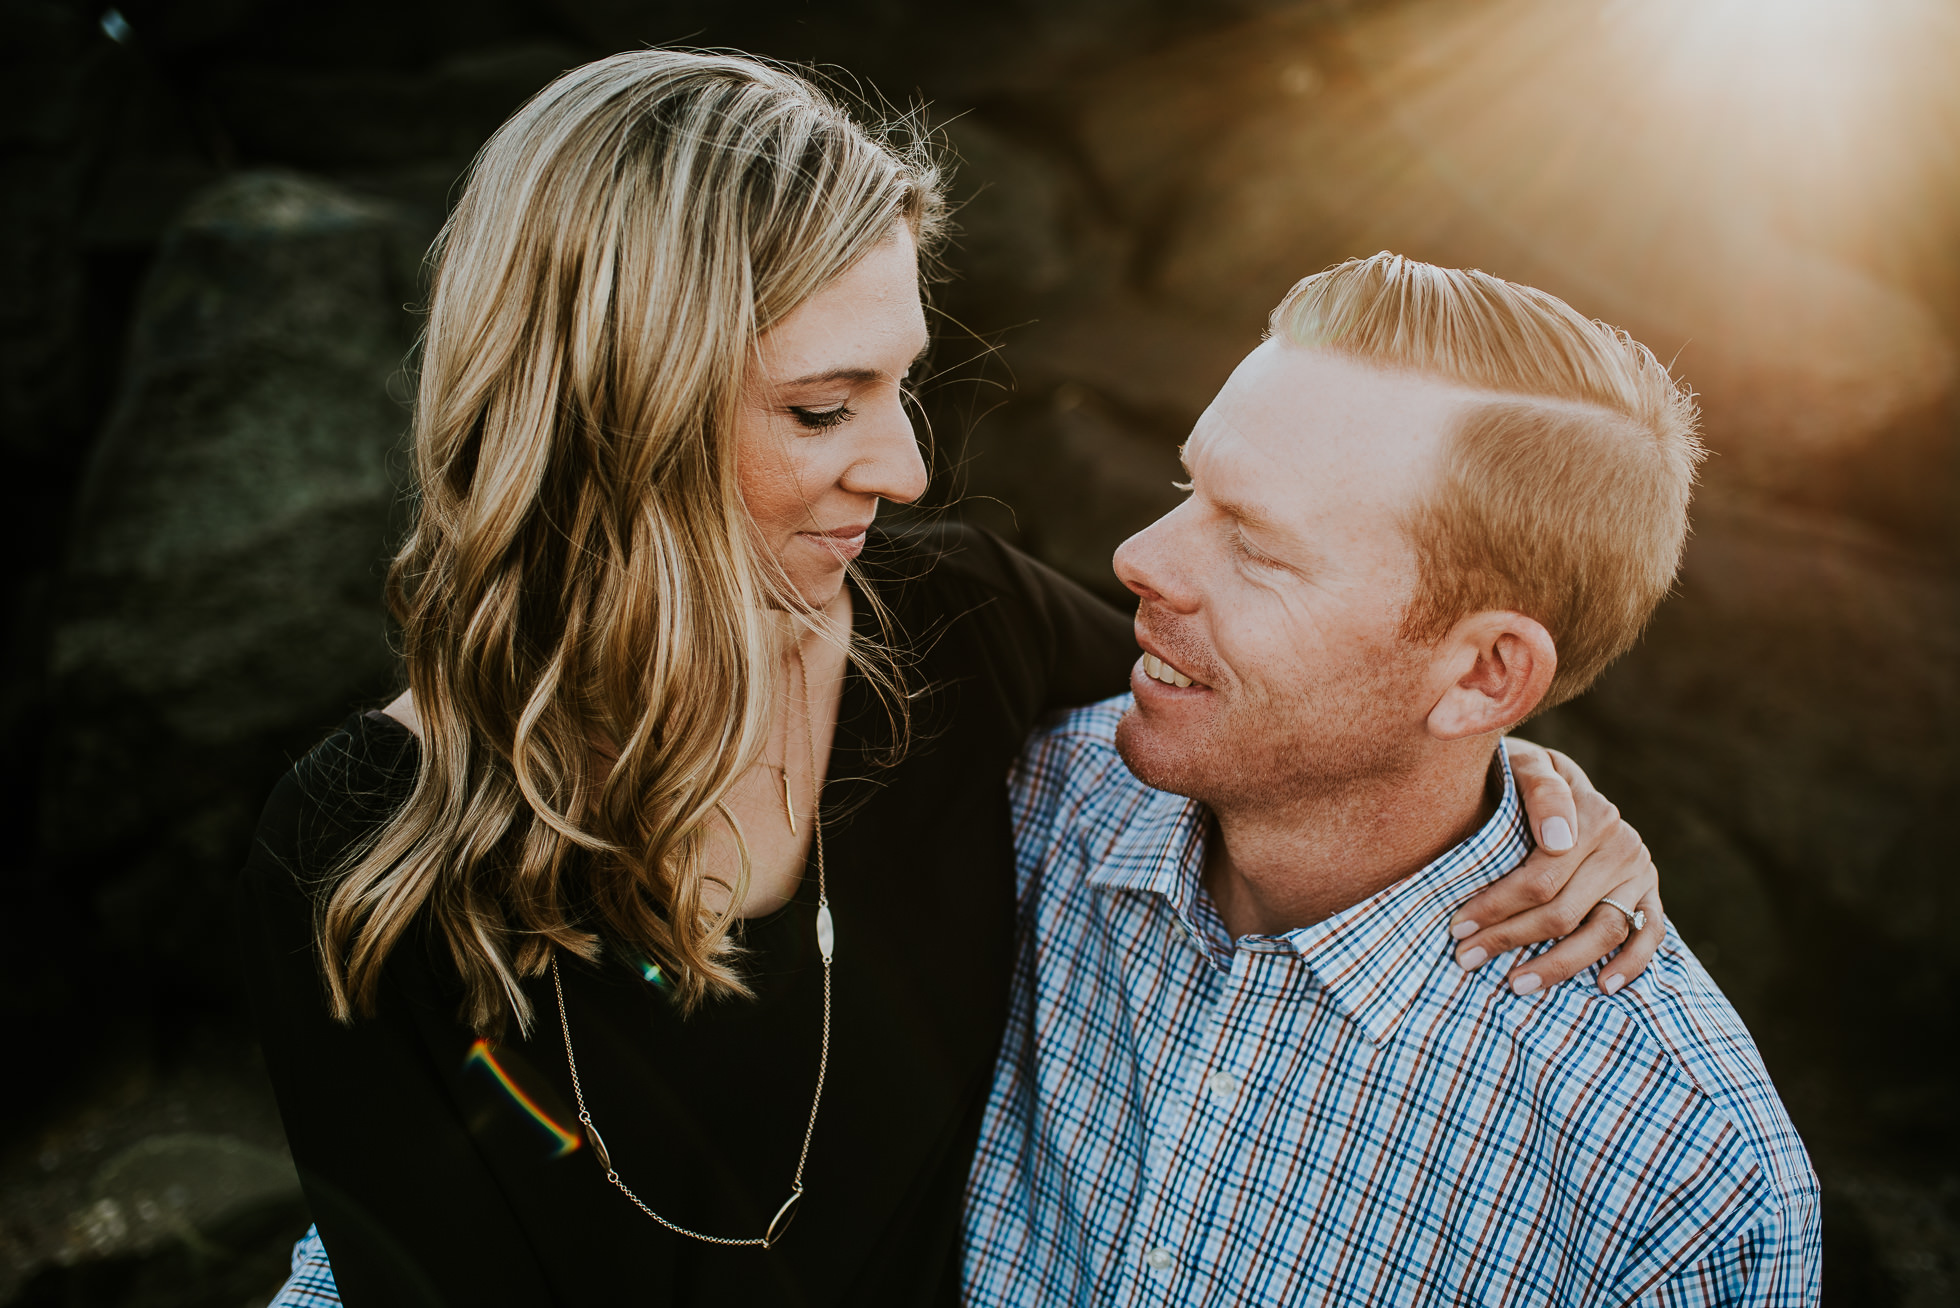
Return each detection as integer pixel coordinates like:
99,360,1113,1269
1450,739,1663,997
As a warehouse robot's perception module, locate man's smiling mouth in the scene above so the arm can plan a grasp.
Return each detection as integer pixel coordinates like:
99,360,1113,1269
1141,652,1202,689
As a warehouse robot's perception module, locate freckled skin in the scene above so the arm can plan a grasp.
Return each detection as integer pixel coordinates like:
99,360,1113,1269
696,228,933,917
734,230,930,610
1113,344,1556,936
1114,344,1462,810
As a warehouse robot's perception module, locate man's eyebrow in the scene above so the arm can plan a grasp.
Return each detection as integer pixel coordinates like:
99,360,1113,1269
780,343,931,390
1212,491,1287,537
1177,445,1285,536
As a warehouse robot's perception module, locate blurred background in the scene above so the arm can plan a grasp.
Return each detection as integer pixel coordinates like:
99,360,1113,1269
3,0,1956,1303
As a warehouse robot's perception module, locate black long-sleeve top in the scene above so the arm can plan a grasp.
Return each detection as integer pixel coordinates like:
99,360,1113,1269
234,524,1138,1307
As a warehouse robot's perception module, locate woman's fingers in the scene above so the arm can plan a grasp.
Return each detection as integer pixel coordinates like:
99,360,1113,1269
1453,821,1658,981
1496,883,1664,994
1594,889,1665,995
1502,737,1579,852
1541,745,1599,797
1450,785,1624,941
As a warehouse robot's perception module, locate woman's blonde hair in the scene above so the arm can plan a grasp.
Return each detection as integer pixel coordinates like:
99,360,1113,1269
317,50,945,1033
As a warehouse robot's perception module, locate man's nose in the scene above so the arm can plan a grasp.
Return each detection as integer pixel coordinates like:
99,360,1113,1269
1113,511,1196,612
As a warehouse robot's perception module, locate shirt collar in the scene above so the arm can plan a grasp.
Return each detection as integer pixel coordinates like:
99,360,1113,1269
1087,747,1531,1043
1082,787,1233,964
1282,749,1530,1043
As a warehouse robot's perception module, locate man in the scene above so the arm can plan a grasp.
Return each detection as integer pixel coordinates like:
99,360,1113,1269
962,254,1819,1306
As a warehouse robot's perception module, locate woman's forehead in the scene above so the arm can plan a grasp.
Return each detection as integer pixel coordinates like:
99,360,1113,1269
756,236,928,384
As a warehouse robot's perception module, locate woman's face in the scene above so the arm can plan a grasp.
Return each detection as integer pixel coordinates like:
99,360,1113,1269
735,227,931,608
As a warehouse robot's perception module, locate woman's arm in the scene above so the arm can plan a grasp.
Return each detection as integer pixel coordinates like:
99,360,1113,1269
235,742,553,1307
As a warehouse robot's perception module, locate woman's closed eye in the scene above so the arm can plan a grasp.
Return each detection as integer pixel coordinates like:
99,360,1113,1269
789,403,855,431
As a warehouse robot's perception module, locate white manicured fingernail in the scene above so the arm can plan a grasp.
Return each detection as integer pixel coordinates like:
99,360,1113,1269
1541,817,1574,851
1602,973,1625,996
1510,973,1543,996
1457,946,1488,970
1450,920,1479,941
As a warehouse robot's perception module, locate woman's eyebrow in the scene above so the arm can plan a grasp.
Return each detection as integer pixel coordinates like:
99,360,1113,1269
781,366,878,387
779,343,931,390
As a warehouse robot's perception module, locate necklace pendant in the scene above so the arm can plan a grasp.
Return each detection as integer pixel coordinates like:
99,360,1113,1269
763,1187,803,1248
782,771,797,835
584,1121,613,1175
815,903,834,962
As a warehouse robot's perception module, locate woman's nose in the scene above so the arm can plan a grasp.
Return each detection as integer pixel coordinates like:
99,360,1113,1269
844,396,928,505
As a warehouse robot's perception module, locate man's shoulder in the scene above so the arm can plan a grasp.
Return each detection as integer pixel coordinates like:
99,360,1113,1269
1031,695,1132,751
1007,696,1163,864
1505,932,1817,1209
1012,697,1132,802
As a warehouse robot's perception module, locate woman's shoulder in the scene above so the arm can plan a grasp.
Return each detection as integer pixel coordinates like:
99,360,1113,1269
863,516,1019,591
865,518,1095,628
862,518,1136,728
242,710,422,889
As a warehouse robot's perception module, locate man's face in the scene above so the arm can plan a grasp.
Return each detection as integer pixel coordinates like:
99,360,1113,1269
1113,343,1471,812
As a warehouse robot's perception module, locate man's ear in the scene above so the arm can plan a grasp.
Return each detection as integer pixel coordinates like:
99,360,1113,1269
1425,611,1557,741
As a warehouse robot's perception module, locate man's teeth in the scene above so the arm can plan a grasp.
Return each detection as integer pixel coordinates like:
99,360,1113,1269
1142,653,1195,689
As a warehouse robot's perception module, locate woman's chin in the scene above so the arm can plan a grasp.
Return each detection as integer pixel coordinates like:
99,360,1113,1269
767,566,848,615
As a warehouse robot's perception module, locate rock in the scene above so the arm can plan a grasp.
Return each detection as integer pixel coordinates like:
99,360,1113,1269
1556,499,1960,956
938,115,1121,316
41,171,415,998
209,41,584,173
1005,293,1252,424
954,381,1186,598
1066,0,1960,548
538,0,1342,104
19,1129,306,1308
62,1134,300,1265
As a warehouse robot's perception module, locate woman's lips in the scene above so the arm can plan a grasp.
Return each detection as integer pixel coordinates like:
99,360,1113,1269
797,525,869,562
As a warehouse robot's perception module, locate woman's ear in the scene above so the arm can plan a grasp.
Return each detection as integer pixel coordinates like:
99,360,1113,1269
1425,611,1557,741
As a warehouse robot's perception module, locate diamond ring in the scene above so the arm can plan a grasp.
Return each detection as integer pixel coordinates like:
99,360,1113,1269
1601,896,1647,932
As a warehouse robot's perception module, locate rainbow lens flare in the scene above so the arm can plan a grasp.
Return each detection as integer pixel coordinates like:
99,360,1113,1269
630,954,669,990
463,1038,582,1157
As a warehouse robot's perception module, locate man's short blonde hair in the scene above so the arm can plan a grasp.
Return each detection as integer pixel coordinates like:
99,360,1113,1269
1270,252,1704,712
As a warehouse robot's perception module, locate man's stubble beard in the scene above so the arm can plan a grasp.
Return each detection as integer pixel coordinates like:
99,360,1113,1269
1115,638,1430,815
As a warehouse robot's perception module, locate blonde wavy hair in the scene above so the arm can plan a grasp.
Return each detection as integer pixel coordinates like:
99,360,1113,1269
317,50,945,1034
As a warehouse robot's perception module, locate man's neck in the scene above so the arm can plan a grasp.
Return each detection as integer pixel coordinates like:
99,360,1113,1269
1202,736,1503,938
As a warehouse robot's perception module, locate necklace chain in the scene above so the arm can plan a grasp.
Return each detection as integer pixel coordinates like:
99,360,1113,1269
552,639,833,1249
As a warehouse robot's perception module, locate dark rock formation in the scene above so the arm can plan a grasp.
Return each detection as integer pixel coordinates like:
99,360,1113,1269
41,171,415,999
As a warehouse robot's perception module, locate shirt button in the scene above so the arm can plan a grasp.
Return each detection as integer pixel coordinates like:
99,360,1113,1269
1206,1071,1240,1101
1144,1247,1176,1271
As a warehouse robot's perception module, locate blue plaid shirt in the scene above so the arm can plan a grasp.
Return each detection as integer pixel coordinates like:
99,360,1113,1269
272,1225,338,1304
962,696,1820,1307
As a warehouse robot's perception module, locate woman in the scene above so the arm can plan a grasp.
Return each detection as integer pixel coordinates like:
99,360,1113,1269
238,50,1663,1307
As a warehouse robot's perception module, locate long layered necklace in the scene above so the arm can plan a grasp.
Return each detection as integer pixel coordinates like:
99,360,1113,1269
550,640,834,1249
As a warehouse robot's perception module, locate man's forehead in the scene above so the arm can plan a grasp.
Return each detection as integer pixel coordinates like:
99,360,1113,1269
1189,343,1469,497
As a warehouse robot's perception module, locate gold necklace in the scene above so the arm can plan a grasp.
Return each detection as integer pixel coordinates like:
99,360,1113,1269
551,639,833,1249
771,655,798,835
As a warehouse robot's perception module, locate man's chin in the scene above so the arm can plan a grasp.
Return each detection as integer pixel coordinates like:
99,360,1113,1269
1114,705,1205,798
